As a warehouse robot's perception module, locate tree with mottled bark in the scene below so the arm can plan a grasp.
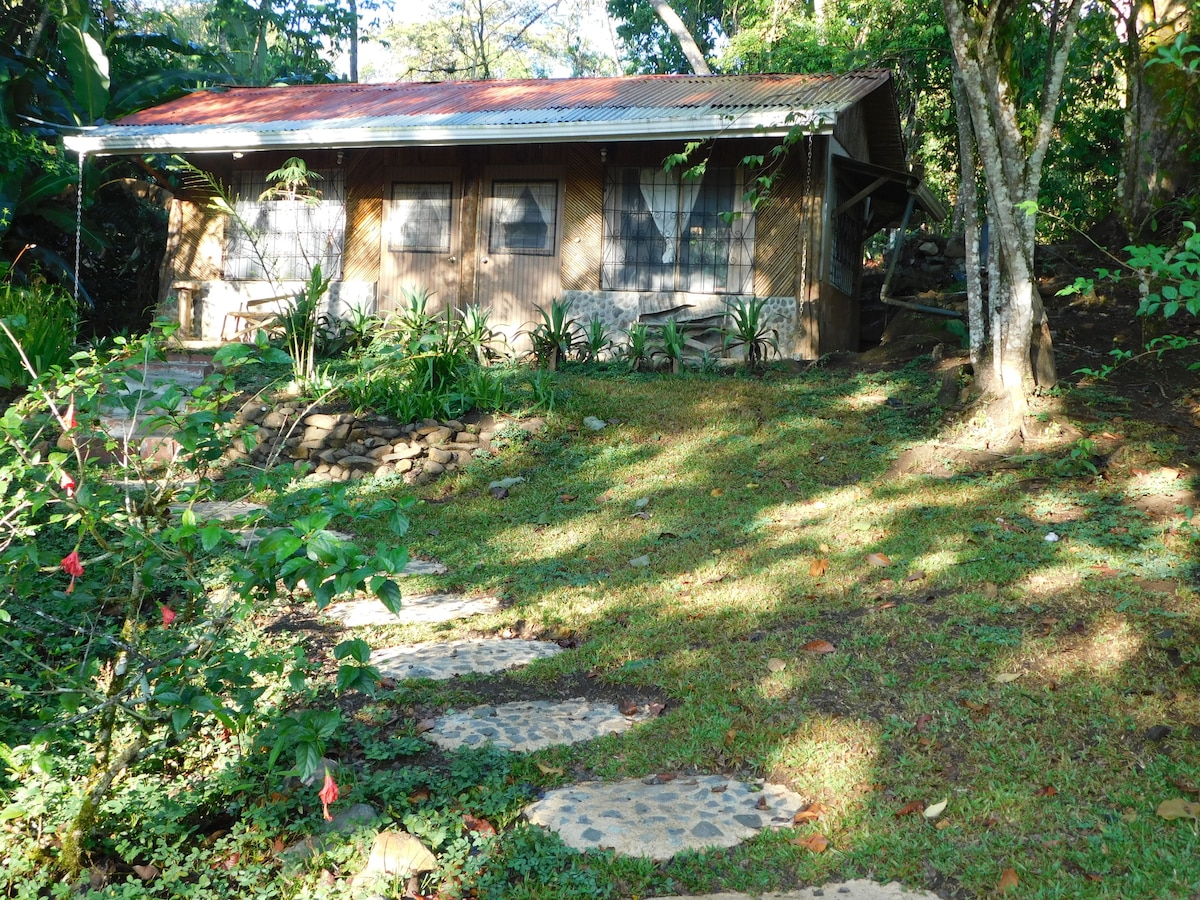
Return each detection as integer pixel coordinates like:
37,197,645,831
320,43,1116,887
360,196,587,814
941,0,1086,430
648,0,712,72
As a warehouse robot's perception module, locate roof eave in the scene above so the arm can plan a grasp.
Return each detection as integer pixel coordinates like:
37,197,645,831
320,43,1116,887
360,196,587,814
64,111,838,157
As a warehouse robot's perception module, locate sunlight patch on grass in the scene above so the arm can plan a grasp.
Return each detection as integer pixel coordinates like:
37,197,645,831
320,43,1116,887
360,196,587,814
763,715,882,809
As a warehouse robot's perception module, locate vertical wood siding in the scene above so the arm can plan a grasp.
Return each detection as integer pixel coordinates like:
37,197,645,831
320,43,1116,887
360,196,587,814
753,153,805,299
344,151,383,283
562,145,603,291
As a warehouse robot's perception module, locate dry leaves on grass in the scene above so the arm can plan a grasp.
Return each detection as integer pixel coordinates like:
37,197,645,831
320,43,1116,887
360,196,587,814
993,672,1023,683
793,801,830,823
923,798,948,819
895,801,923,817
866,552,893,567
997,868,1020,892
536,763,565,776
809,558,830,578
802,640,836,654
795,833,829,852
1156,798,1200,820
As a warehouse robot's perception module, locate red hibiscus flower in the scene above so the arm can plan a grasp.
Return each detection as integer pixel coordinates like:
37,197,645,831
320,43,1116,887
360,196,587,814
59,472,76,498
319,770,339,821
161,605,176,627
61,550,84,593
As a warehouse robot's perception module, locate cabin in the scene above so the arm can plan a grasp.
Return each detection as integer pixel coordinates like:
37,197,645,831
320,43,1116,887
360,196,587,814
65,72,944,357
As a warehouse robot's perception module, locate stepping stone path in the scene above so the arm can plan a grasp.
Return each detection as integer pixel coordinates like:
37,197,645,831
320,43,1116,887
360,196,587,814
426,699,653,752
525,775,805,859
308,551,934,899
321,592,498,627
371,638,563,680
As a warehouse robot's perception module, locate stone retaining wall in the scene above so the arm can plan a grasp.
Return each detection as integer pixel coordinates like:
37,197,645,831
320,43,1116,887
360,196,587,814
225,403,535,486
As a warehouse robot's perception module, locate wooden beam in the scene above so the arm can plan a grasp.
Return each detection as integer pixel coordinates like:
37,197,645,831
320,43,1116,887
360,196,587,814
834,175,889,217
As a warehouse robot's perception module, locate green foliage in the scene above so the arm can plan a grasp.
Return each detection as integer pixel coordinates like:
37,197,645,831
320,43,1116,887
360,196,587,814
652,319,688,374
0,275,79,389
622,322,652,372
0,323,409,875
1056,437,1100,477
721,297,779,370
524,298,582,370
579,316,614,362
274,262,333,386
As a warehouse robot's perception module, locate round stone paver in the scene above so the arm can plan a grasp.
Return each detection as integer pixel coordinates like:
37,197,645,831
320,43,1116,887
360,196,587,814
173,500,267,522
524,775,805,860
646,884,940,900
322,593,500,628
372,638,563,680
426,699,652,752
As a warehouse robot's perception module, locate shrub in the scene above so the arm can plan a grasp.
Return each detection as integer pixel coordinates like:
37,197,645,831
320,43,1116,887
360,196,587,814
0,273,77,390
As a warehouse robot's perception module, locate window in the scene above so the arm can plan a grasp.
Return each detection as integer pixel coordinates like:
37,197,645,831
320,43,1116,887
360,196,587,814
389,182,452,252
225,168,345,281
602,167,754,294
489,181,557,255
830,177,864,294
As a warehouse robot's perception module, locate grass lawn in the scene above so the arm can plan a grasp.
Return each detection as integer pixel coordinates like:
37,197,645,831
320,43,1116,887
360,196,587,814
317,360,1197,899
3,357,1197,899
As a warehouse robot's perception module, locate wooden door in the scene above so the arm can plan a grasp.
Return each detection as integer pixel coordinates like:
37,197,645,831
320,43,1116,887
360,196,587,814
380,167,461,316
475,167,564,347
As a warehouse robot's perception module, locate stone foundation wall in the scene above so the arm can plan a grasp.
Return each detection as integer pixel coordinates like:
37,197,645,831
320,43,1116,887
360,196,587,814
562,290,799,359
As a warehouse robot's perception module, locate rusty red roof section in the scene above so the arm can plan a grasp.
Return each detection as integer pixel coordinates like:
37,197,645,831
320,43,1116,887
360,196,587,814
117,71,892,127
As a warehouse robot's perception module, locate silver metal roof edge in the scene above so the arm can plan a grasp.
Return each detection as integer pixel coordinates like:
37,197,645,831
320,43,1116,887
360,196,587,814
65,111,838,156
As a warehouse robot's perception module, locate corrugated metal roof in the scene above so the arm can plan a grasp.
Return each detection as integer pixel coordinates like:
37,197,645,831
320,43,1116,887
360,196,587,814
67,71,899,156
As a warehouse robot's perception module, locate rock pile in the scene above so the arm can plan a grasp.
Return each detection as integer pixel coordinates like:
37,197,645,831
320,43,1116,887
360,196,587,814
224,404,532,485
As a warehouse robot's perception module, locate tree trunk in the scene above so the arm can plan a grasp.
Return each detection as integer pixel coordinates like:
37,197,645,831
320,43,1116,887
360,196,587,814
349,0,359,82
941,0,1080,421
649,0,712,74
951,70,985,371
1119,0,1196,235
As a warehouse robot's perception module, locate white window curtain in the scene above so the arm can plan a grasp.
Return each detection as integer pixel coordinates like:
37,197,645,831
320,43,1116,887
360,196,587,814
638,168,680,264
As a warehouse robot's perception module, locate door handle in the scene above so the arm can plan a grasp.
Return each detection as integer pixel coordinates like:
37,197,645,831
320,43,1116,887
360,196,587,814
481,257,489,264
447,256,456,263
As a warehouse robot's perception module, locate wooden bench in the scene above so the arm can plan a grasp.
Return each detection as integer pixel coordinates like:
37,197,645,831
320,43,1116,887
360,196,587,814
221,294,291,343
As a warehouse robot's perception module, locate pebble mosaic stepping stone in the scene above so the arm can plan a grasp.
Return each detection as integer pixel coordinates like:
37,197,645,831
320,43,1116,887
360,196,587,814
524,775,805,860
646,883,940,900
397,558,449,577
372,638,563,680
172,500,267,522
322,593,500,628
425,699,652,752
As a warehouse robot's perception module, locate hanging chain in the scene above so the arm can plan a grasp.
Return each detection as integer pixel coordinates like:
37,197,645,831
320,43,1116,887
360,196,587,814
74,152,84,306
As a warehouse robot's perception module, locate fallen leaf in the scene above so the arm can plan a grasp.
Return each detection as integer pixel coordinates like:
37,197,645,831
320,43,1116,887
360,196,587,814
895,801,923,817
876,600,898,611
767,657,787,672
802,640,836,654
711,784,727,793
924,798,948,819
904,570,927,583
1035,785,1058,797
809,558,830,578
960,700,991,714
793,801,830,823
656,773,676,782
997,868,1019,892
647,702,666,716
408,788,431,803
745,482,760,489
755,795,770,810
416,718,437,734
536,763,565,777
913,713,934,732
463,814,496,835
619,701,640,716
1156,798,1200,820
270,836,286,854
1171,778,1200,795
724,728,738,745
795,833,829,853
710,488,724,497
934,819,952,830
132,864,159,881
866,552,893,567
993,672,1023,683
1120,808,1138,823
558,493,577,502
782,479,797,490
819,543,830,553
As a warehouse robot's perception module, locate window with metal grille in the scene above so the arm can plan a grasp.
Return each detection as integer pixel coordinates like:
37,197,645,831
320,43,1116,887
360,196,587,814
488,181,557,255
602,167,754,294
389,182,453,252
830,177,864,294
225,168,345,280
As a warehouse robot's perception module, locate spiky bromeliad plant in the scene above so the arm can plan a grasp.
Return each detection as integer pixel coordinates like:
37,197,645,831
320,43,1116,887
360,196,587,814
722,297,780,370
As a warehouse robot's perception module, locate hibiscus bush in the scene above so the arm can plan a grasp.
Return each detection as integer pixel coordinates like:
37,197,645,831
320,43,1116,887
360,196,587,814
0,323,410,884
